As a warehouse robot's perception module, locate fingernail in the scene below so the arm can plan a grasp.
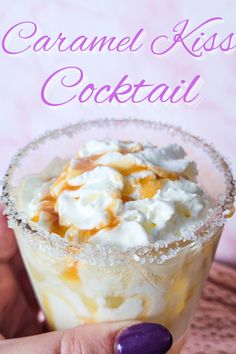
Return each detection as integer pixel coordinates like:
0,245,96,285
115,322,173,354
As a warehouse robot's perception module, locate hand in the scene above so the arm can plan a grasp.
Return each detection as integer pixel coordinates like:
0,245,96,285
0,206,172,354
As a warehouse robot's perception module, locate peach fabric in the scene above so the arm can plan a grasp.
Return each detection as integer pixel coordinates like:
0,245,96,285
182,262,236,353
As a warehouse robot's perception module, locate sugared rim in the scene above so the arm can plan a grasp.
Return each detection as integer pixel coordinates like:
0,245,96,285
1,119,235,264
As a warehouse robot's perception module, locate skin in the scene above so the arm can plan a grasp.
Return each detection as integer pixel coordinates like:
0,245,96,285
0,206,134,354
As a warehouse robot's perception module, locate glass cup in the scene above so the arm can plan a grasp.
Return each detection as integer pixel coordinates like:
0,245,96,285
1,119,235,353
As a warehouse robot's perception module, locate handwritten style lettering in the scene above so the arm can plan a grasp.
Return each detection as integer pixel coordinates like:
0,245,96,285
2,21,144,54
2,18,236,58
2,17,235,107
151,17,236,58
41,66,201,106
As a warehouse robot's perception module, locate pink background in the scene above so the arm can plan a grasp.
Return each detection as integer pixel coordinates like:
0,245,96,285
0,0,235,265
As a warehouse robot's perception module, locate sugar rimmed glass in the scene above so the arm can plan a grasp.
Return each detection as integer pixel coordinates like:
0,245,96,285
1,119,235,354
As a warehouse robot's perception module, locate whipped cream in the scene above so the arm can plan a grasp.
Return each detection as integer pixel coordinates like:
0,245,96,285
19,139,212,249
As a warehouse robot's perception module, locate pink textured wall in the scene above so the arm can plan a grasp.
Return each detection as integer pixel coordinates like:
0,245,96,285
0,0,235,264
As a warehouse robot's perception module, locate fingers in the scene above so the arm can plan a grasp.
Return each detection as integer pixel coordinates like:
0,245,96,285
0,322,173,354
0,206,17,262
0,322,131,354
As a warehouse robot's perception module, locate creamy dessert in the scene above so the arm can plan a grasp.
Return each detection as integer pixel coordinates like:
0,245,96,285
19,140,211,248
3,116,234,354
14,139,223,352
2,119,235,353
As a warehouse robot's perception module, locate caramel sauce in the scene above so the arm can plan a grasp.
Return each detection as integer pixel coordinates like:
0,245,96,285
139,176,164,199
61,265,79,282
106,212,120,229
53,183,79,196
50,172,67,197
121,195,134,203
78,228,100,241
122,175,165,200
74,159,95,174
41,194,55,202
50,154,103,198
123,179,135,196
151,166,180,180
31,214,39,223
78,211,120,241
182,209,191,218
38,200,55,213
51,174,80,198
105,295,124,309
120,145,143,154
71,154,102,173
31,196,69,238
33,150,184,240
50,217,69,237
112,164,146,177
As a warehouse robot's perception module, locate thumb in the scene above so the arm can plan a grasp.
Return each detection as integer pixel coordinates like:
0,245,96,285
0,321,173,354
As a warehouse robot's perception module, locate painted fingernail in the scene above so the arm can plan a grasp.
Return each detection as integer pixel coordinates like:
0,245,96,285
115,322,173,354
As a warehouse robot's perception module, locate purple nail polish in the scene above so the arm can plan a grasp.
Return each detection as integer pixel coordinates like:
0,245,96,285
115,322,173,354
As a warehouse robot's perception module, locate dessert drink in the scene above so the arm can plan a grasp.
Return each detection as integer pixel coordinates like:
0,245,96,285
2,120,235,353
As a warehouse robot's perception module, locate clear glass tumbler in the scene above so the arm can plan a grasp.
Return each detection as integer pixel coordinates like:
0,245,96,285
1,119,235,353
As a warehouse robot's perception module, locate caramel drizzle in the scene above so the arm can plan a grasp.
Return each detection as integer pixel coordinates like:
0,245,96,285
32,196,69,237
71,154,102,173
31,150,181,239
78,213,120,241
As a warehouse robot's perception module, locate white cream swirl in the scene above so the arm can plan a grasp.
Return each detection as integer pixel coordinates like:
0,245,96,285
19,139,212,249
